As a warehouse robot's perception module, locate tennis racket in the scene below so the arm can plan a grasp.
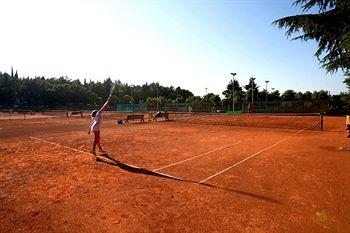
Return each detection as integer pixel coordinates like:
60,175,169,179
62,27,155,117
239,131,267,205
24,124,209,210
109,83,116,97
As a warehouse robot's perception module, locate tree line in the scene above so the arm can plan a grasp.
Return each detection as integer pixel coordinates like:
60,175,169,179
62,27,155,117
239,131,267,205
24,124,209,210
0,70,193,109
0,70,349,114
221,76,349,114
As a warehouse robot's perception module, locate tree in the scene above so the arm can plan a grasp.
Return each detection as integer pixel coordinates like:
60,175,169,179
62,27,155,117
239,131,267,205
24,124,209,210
0,71,195,109
311,90,329,100
344,72,350,91
244,77,259,103
120,95,132,104
282,89,296,101
175,87,193,102
18,78,45,105
343,72,350,111
146,97,158,105
186,96,203,110
0,72,18,106
203,93,221,112
274,0,350,73
327,92,349,114
258,90,267,102
303,91,312,100
222,79,244,108
157,96,167,107
295,91,303,101
270,90,281,101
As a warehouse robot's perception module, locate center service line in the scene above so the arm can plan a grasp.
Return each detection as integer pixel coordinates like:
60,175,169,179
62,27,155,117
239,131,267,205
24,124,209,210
199,129,305,184
153,141,243,171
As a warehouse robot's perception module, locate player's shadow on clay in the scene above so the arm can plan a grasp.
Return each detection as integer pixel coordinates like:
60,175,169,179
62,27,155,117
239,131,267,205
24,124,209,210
96,154,281,204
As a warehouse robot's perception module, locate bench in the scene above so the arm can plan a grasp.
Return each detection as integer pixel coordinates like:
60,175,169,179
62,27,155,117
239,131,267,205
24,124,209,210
66,111,83,117
125,114,144,123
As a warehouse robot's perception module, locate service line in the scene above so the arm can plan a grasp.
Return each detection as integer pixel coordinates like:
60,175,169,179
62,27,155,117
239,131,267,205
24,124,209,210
153,141,243,172
199,129,305,184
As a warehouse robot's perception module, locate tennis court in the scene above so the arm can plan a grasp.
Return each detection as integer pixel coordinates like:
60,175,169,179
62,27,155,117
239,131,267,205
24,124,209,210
0,114,349,232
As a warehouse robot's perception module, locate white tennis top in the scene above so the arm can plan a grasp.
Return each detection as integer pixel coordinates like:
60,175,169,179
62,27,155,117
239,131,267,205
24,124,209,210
91,112,101,132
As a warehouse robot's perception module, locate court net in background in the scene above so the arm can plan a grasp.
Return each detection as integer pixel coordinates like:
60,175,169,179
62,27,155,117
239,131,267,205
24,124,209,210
168,112,324,130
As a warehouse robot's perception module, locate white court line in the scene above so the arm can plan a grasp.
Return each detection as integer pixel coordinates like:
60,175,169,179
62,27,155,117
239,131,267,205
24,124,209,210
199,129,305,184
153,141,243,171
29,136,187,182
30,136,91,155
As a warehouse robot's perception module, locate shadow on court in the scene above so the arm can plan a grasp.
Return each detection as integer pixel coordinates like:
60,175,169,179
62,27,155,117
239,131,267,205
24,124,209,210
96,154,281,204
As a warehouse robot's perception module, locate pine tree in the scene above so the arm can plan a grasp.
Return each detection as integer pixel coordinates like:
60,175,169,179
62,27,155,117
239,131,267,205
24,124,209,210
274,0,350,73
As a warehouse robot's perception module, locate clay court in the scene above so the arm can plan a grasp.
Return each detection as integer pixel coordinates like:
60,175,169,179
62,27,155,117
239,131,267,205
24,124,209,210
0,113,349,232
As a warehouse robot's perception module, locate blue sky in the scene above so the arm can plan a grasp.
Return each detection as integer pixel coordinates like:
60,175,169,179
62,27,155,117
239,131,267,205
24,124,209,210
0,0,347,96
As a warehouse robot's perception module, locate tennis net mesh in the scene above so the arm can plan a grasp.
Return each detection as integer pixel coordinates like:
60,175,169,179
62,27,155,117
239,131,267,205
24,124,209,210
168,112,324,130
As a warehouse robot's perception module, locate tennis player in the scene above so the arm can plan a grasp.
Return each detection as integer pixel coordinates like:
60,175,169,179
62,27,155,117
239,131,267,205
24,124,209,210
248,103,254,113
88,95,111,155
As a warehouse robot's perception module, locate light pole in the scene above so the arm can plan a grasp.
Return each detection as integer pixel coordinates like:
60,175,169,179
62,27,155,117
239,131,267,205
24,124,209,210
265,80,269,107
230,73,237,112
251,76,255,104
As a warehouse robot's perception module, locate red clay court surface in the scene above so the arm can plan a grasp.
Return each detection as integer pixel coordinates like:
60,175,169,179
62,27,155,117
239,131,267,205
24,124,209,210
0,114,349,232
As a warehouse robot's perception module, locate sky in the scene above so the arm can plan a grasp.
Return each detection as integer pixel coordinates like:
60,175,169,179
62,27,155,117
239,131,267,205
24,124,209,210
0,0,347,96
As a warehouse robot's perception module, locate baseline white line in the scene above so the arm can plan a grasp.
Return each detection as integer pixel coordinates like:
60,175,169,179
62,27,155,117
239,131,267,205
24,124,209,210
29,136,187,181
199,129,305,184
30,136,91,155
153,141,243,171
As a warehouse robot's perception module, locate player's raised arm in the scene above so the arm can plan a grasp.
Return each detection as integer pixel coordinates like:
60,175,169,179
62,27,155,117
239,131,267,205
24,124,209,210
98,95,112,114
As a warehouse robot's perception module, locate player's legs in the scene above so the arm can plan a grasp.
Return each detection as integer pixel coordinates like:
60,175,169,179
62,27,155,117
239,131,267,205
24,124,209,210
94,131,105,152
92,131,100,154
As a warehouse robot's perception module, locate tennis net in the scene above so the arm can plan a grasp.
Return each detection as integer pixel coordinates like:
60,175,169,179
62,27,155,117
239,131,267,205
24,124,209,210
168,112,324,130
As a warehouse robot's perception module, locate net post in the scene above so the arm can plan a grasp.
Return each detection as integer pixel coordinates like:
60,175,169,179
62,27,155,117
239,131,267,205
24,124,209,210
320,112,324,131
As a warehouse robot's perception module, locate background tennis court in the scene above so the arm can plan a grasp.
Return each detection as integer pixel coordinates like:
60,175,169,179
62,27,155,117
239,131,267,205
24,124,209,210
0,115,349,232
